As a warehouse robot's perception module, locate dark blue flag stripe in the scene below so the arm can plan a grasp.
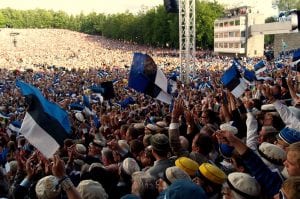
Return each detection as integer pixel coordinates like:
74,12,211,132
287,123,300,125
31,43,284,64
27,94,69,146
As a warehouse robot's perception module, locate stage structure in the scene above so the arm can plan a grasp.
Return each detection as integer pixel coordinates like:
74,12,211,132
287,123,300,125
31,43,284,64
178,0,196,83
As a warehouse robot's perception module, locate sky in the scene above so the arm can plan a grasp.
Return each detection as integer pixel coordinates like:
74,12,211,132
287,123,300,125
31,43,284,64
0,0,163,15
0,0,278,17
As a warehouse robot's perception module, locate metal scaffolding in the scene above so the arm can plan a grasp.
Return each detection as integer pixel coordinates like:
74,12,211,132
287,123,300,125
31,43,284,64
178,0,196,83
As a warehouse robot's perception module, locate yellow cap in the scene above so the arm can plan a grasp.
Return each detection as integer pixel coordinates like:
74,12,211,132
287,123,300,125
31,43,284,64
199,163,227,184
175,157,199,176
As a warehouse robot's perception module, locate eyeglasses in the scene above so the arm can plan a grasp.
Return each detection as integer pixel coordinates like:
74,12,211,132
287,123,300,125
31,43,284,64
279,189,287,199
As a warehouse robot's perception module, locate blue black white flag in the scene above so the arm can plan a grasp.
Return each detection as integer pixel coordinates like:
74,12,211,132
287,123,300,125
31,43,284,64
292,49,300,66
128,53,172,104
82,95,95,116
89,81,115,100
243,68,257,82
221,64,247,98
16,80,71,158
118,96,136,109
7,120,22,136
69,103,85,111
0,112,10,119
254,60,267,74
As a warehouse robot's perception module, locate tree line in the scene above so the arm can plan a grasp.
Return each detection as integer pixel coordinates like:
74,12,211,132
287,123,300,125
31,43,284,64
0,1,224,49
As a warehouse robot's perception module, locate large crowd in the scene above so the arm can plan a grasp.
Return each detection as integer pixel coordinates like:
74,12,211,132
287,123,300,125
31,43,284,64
0,29,300,199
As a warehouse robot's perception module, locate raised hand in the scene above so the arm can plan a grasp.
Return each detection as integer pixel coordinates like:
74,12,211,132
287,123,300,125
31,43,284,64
52,155,66,179
25,156,37,180
287,74,293,87
184,110,193,125
244,99,254,110
172,98,185,119
261,85,274,101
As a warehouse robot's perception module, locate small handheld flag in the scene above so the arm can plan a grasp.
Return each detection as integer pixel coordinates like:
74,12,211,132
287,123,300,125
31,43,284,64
221,65,247,98
292,49,300,66
128,53,172,104
254,60,267,74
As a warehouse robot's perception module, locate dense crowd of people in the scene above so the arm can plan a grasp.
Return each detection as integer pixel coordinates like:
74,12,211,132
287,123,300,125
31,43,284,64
0,28,182,70
0,28,300,199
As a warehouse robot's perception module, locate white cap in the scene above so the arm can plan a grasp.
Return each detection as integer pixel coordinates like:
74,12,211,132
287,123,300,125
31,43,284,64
227,172,261,198
220,123,238,134
75,112,85,122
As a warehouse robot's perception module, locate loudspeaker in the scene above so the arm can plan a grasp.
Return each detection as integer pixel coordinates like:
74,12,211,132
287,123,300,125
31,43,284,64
164,0,179,13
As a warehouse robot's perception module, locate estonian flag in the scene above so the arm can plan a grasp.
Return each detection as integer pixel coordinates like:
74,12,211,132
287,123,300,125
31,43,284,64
83,95,92,110
90,85,105,93
82,95,95,116
97,70,109,78
232,59,243,69
128,52,172,104
292,49,300,66
233,59,256,83
0,112,10,119
7,120,22,136
243,68,257,82
16,80,71,158
118,96,136,109
89,81,115,100
69,103,85,111
254,60,266,74
221,64,247,98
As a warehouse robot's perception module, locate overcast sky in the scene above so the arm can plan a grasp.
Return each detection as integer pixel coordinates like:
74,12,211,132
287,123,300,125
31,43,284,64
0,0,163,14
0,0,278,17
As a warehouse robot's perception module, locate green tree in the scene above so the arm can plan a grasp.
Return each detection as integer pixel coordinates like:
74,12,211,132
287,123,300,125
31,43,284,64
52,11,69,28
80,12,106,35
277,0,300,11
195,0,224,49
264,17,276,46
0,12,5,27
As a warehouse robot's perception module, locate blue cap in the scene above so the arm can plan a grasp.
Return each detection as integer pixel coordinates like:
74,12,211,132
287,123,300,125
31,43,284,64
219,144,234,159
121,194,140,199
279,127,300,145
157,179,207,199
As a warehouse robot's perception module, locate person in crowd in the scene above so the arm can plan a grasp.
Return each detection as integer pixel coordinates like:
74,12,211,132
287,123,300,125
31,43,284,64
145,134,173,180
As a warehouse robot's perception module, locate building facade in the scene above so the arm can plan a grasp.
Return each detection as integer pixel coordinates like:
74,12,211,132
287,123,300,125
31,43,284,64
214,6,265,57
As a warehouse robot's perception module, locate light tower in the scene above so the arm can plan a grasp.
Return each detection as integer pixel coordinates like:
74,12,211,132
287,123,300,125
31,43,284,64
178,0,196,83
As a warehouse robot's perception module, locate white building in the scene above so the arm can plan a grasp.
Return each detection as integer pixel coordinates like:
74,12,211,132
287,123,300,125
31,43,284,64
214,6,265,57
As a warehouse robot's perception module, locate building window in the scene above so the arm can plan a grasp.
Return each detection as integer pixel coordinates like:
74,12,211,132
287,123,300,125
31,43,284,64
240,19,246,25
235,20,240,25
219,32,223,38
229,32,234,37
214,43,218,48
234,43,239,48
224,43,228,48
224,32,229,38
241,42,245,48
230,21,234,26
241,31,246,37
229,43,233,48
235,31,240,37
220,23,223,27
219,43,223,48
224,22,228,27
215,33,218,38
